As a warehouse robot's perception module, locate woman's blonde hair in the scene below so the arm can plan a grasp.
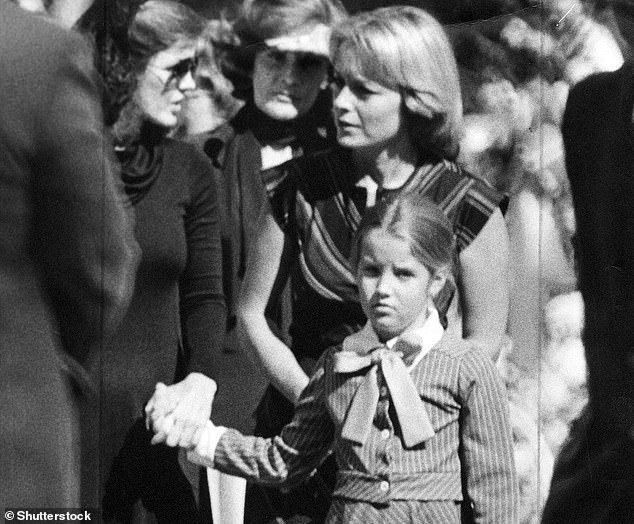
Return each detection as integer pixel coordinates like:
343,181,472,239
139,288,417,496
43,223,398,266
330,6,463,160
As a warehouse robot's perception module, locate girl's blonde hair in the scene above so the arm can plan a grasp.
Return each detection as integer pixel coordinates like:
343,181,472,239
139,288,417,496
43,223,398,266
330,6,463,159
352,193,456,281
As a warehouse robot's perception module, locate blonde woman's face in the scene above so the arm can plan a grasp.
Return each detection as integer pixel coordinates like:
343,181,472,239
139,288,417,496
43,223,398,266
252,46,328,121
332,59,407,151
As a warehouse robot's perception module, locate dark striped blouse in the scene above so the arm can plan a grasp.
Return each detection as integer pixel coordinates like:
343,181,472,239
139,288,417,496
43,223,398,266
209,331,519,523
261,147,507,356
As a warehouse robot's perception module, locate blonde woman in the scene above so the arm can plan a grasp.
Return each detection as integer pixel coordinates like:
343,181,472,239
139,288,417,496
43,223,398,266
240,5,509,412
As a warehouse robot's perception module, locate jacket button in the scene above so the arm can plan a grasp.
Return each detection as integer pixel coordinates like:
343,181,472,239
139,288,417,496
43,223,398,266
381,429,390,440
379,480,389,492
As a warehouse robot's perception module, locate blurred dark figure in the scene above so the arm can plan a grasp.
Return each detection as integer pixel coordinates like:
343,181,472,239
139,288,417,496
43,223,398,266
71,0,146,125
542,2,634,522
0,0,138,509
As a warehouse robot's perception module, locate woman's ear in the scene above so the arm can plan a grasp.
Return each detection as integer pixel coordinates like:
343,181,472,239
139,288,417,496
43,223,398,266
428,267,449,299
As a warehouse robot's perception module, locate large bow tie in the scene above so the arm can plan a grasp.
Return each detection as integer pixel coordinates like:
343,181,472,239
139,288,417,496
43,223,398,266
333,337,435,449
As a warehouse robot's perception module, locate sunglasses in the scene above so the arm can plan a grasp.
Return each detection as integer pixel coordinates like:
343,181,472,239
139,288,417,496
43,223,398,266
148,57,198,85
168,57,198,81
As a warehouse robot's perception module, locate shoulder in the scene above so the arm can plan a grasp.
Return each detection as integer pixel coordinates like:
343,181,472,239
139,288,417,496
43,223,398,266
447,160,506,211
163,138,216,192
164,138,213,170
227,105,255,135
1,8,94,98
262,147,353,203
419,159,506,211
431,333,476,361
306,345,340,385
567,63,632,112
426,159,507,249
564,63,634,142
432,335,501,382
1,5,66,48
5,8,90,69
185,124,235,168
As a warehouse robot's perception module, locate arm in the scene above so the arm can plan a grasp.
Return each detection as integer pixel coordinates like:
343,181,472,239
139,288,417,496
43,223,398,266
179,152,227,378
34,31,138,362
458,208,509,360
188,356,334,489
459,351,519,523
237,204,309,404
153,152,227,449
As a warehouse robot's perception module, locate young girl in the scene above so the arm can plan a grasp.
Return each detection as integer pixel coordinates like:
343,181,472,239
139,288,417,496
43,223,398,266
153,193,519,523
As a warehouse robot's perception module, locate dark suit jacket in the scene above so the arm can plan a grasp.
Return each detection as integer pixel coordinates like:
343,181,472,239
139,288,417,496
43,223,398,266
542,63,634,524
0,3,138,508
562,62,634,431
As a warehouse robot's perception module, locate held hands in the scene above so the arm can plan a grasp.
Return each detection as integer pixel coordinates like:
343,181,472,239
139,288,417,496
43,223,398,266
264,23,331,58
145,372,217,449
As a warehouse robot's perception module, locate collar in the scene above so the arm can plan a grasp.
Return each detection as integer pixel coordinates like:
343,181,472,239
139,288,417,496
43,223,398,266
342,308,444,371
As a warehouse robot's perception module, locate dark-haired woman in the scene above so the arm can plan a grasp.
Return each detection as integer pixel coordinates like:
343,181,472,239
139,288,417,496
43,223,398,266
177,1,347,522
204,0,346,337
96,2,225,522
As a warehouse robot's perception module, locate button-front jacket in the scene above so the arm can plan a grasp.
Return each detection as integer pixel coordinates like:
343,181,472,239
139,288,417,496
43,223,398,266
190,316,518,523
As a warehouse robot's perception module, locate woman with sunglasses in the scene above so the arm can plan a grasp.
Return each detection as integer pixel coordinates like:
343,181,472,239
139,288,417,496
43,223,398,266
97,2,225,522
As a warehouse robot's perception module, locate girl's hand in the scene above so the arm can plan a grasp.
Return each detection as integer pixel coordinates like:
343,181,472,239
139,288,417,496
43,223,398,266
264,24,331,58
147,373,217,448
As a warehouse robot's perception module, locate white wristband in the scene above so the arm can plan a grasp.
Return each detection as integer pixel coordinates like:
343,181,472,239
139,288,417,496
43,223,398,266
186,420,228,468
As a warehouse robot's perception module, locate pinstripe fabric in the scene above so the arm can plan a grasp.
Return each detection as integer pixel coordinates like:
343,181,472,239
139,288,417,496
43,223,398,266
326,498,461,523
260,147,507,349
211,332,519,523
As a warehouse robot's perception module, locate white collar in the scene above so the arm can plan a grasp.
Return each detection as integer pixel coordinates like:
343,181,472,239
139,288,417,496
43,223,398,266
342,308,444,371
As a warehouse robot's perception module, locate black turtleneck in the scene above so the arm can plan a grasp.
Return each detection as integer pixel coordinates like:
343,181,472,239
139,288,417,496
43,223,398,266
115,121,167,205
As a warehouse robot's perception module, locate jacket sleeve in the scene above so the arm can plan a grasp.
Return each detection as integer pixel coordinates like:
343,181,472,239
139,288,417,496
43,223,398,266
179,148,227,379
458,350,519,523
192,352,334,488
32,30,139,363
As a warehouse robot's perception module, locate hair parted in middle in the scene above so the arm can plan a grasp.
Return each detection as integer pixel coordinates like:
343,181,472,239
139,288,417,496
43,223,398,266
352,192,456,283
330,5,463,160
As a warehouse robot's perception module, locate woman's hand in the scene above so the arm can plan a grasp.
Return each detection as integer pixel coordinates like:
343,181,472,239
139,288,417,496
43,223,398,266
146,372,217,448
264,23,331,59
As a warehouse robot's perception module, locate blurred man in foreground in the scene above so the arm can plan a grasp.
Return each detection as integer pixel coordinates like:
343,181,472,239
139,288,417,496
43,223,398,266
0,0,138,508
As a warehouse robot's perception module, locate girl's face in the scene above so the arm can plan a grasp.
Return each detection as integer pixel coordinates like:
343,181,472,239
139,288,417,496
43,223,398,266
357,229,445,341
332,52,408,151
252,45,329,121
135,43,197,128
